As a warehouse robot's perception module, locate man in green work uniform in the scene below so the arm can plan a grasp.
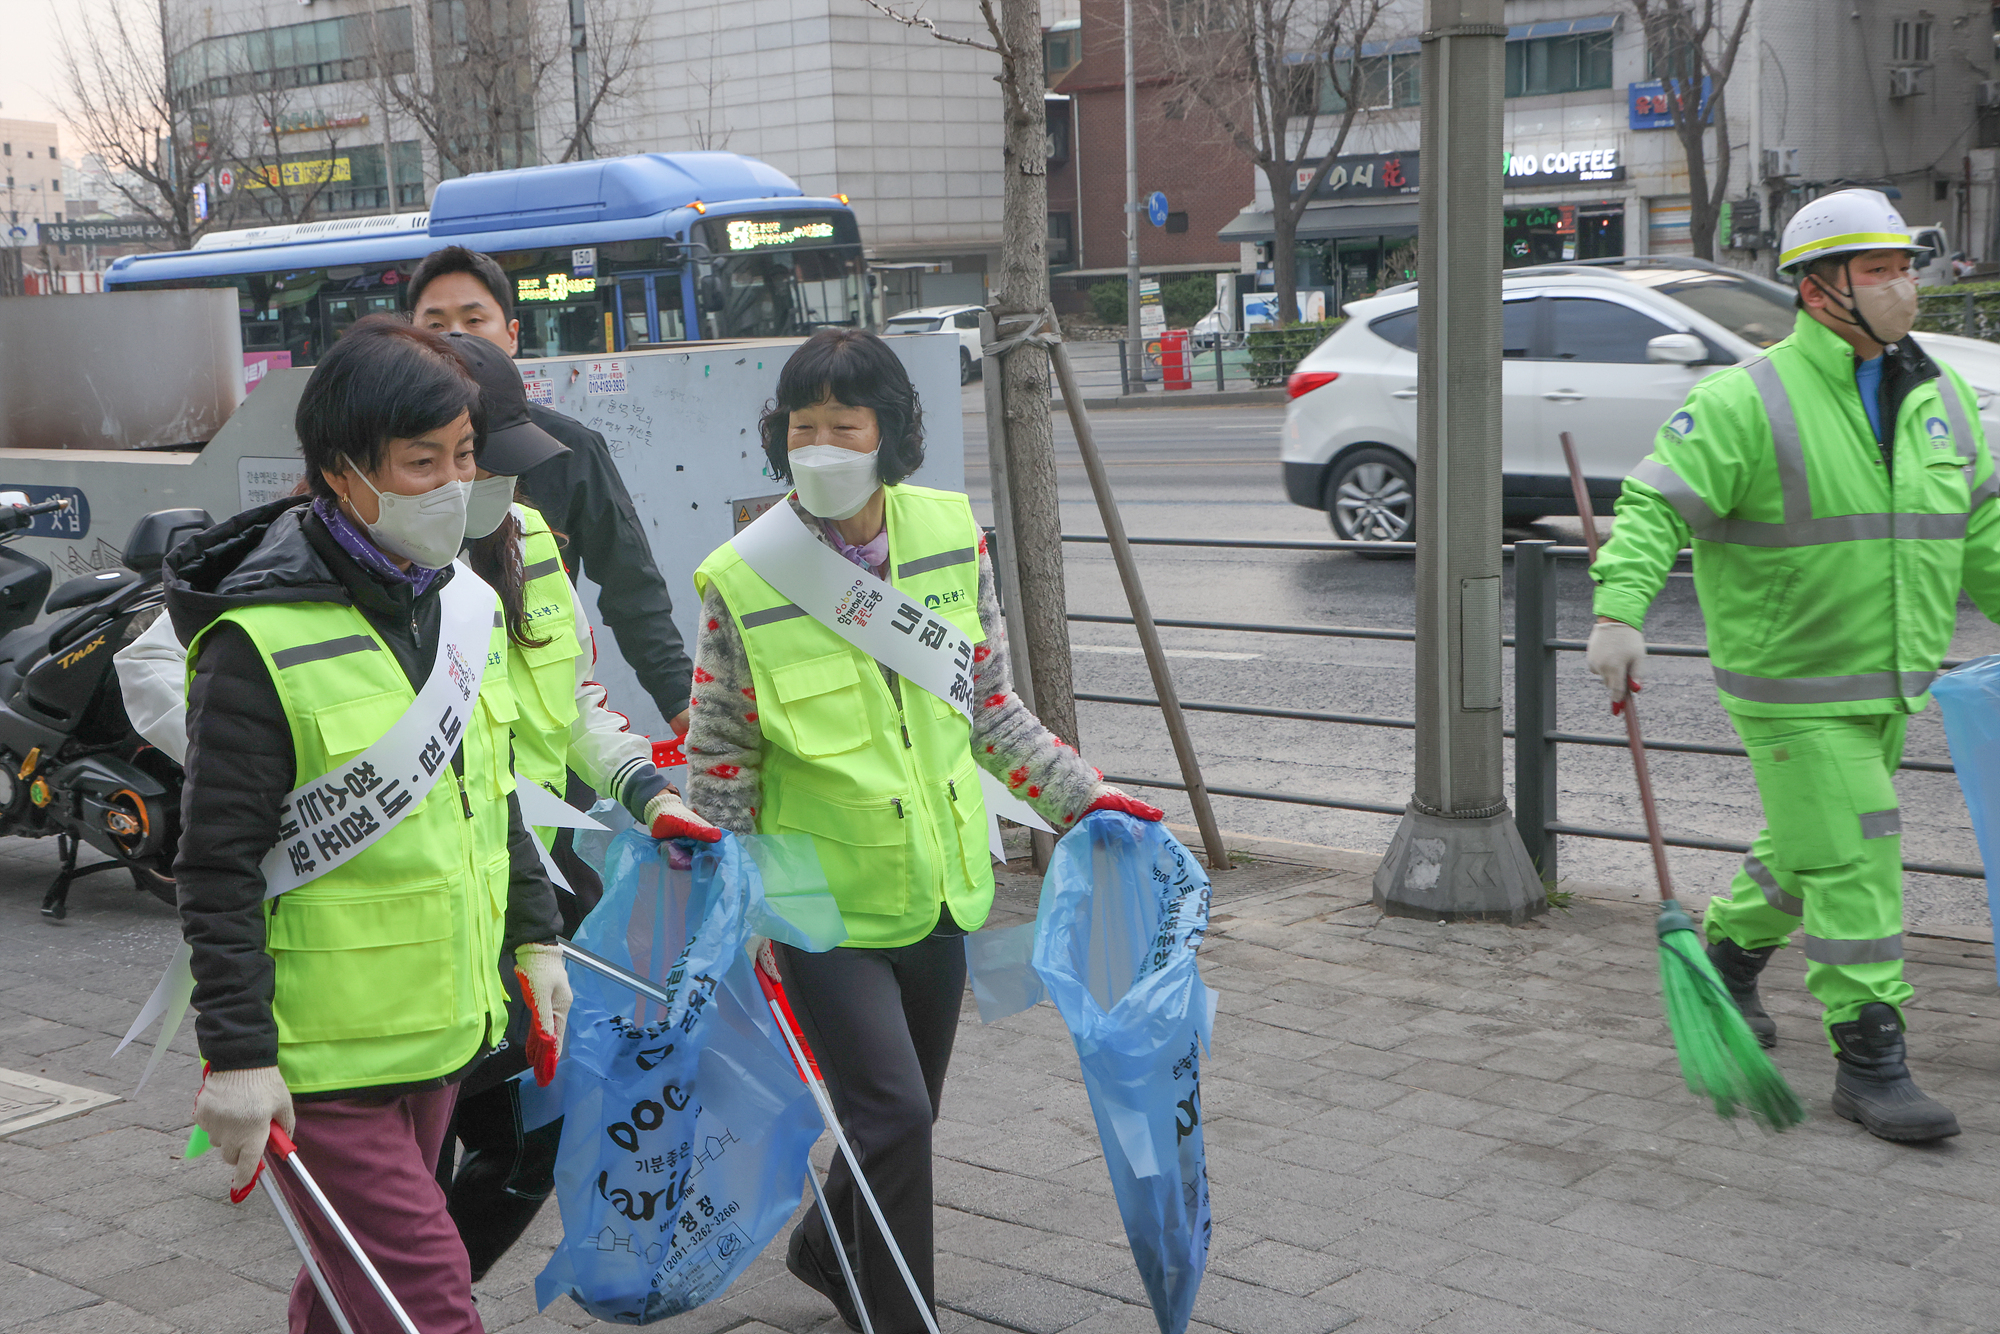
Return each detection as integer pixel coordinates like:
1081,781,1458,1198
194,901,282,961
1587,189,2000,1143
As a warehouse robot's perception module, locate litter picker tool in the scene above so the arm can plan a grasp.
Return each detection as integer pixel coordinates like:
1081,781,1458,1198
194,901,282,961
261,1122,422,1334
259,1171,357,1334
559,938,929,1334
1560,432,1804,1130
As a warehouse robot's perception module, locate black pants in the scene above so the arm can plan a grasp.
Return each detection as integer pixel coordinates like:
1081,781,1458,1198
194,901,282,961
778,915,966,1334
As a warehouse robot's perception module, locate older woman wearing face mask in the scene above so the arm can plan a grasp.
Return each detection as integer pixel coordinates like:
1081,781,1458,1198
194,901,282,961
684,329,1161,1334
168,316,566,1334
1586,189,2000,1145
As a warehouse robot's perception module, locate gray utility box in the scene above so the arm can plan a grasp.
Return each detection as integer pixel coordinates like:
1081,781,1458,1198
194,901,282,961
0,330,965,742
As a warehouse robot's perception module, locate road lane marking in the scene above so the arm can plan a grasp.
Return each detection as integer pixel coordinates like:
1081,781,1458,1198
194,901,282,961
1071,645,1261,661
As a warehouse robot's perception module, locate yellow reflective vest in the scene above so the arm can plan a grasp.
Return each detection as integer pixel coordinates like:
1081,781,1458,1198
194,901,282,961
193,591,518,1094
1593,312,2000,717
508,504,583,844
695,486,993,948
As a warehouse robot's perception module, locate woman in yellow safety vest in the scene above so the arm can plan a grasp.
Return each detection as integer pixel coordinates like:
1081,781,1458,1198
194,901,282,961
686,329,1161,1334
170,317,568,1334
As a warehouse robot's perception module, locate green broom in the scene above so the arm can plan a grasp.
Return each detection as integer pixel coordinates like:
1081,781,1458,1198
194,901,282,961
1561,433,1804,1131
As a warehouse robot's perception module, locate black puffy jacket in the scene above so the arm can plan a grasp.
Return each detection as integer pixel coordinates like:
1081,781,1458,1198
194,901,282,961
165,497,560,1096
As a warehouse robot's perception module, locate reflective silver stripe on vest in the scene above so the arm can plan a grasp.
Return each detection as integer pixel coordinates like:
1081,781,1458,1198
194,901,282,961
270,635,381,670
1857,808,1902,839
1972,471,2000,511
1702,512,1969,547
1712,665,1937,705
1803,933,1903,966
895,547,977,579
1937,373,1978,475
1742,853,1804,917
1744,356,1812,524
740,603,807,629
523,556,562,581
1630,458,1717,531
493,610,505,628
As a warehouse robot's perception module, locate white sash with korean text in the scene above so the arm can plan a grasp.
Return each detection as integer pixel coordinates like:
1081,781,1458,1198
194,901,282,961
729,502,1053,845
117,563,500,1089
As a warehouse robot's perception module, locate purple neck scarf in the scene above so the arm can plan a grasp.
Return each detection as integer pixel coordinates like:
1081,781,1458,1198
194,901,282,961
313,497,441,595
822,517,889,577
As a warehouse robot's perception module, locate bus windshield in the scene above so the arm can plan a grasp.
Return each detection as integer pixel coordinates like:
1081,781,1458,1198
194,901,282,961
697,212,865,339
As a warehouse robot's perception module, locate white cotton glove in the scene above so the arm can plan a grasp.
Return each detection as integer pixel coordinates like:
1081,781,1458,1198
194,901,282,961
514,943,574,1088
644,787,724,844
194,1065,293,1200
1585,619,1647,706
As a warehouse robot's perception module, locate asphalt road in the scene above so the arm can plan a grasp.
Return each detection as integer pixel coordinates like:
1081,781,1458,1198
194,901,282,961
959,382,2000,935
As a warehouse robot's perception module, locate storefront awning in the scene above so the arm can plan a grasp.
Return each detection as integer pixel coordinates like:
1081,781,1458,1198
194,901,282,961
1218,200,1420,245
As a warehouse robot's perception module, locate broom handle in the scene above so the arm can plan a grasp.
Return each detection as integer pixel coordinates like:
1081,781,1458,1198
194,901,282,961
1560,433,1676,902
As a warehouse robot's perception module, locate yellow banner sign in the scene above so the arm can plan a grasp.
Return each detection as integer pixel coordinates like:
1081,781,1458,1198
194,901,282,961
246,157,352,190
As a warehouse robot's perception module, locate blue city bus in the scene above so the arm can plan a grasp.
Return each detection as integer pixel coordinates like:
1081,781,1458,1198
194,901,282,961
104,151,867,365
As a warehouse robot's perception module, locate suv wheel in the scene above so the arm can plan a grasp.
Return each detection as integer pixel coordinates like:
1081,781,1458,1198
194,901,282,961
960,347,974,385
1326,447,1415,544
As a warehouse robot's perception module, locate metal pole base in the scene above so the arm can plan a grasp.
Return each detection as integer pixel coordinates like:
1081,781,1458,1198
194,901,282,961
1374,801,1547,924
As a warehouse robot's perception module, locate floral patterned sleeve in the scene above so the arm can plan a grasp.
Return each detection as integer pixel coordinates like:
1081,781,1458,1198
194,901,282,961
683,581,764,836
965,544,1111,831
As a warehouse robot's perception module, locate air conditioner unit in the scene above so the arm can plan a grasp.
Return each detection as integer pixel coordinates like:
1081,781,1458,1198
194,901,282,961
1762,146,1800,180
1890,66,1926,99
1979,79,2000,108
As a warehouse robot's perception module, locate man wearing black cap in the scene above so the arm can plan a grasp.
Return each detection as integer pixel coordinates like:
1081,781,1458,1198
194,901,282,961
407,245,693,736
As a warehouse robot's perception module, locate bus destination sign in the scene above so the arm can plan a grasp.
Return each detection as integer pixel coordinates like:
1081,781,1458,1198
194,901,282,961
516,273,599,303
723,217,838,251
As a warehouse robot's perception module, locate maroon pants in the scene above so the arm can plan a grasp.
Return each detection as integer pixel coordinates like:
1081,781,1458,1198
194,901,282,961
271,1084,481,1334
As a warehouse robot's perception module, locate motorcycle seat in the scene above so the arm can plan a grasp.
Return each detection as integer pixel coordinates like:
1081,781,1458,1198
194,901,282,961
45,569,139,614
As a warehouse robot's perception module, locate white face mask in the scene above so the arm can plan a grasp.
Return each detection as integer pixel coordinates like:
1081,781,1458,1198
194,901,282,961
463,475,517,541
1816,267,1919,346
342,455,471,570
789,445,881,520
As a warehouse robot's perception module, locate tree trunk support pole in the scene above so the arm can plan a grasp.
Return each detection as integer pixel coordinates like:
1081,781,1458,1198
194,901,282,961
1044,311,1228,871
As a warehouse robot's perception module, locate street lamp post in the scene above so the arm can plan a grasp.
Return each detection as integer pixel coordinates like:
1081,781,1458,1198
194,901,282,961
1373,0,1545,923
1123,0,1141,394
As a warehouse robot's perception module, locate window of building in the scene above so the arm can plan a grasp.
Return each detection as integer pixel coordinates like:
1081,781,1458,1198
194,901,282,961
1321,51,1420,111
1046,111,1071,168
172,9,413,98
1508,31,1613,96
1045,26,1078,77
48,148,57,160
2,145,10,156
1166,211,1189,233
1892,18,1933,63
1048,211,1074,267
51,180,60,192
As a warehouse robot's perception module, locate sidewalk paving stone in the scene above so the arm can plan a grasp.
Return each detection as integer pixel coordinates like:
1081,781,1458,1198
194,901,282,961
0,836,1997,1333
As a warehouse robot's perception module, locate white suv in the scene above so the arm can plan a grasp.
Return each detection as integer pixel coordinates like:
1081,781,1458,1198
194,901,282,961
1281,258,2000,541
884,305,984,383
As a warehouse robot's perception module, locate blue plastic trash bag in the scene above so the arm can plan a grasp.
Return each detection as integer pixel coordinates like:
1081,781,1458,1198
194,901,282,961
528,828,845,1323
1931,659,2000,984
1030,811,1216,1334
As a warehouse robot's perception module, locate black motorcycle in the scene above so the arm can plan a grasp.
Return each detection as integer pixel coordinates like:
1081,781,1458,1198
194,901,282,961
0,496,213,919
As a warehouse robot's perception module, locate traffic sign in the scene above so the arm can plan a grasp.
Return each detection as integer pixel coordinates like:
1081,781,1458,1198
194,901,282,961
216,167,236,195
1147,191,1168,227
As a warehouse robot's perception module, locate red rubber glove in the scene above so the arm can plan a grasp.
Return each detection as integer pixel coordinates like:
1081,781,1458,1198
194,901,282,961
513,943,572,1087
644,788,724,843
1086,790,1165,822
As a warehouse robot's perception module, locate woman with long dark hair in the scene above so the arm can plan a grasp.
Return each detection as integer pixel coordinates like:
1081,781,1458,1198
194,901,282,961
685,329,1161,1333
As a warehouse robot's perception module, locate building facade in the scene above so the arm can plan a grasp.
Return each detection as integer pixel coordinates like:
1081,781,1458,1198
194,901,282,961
1221,0,2000,314
1046,0,1252,305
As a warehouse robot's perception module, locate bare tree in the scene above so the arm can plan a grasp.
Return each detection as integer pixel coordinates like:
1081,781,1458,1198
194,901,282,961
1631,0,1751,262
367,0,640,182
52,0,237,250
223,64,352,225
1150,0,1385,325
857,0,1079,748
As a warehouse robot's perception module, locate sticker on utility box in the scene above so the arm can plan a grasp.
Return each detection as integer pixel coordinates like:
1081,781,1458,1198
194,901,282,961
239,457,309,512
585,360,628,396
521,370,554,407
732,494,788,533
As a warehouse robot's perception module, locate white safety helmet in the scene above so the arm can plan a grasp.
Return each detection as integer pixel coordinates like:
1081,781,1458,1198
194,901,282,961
1777,188,1927,274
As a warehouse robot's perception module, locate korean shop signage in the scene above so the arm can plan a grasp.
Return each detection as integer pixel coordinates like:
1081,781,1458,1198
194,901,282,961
1293,151,1421,199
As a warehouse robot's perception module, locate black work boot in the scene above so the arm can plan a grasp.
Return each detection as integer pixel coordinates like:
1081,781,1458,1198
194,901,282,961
1829,1003,1961,1143
1705,938,1779,1048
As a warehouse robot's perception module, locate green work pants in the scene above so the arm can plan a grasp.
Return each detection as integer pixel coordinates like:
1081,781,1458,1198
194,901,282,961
1702,712,1912,1046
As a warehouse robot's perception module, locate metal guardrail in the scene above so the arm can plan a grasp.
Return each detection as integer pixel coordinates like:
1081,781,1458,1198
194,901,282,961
1062,531,1986,883
1915,288,2000,341
1054,332,1330,396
